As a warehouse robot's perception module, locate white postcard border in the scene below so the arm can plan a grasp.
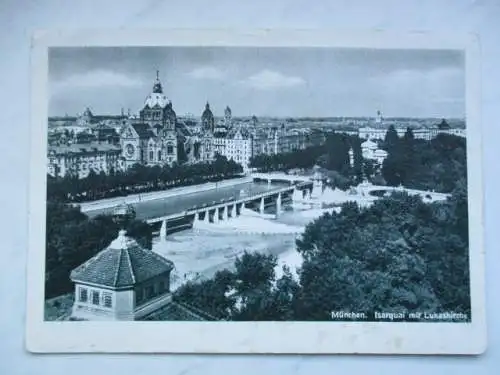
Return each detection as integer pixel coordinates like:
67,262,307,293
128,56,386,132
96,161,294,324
26,29,486,354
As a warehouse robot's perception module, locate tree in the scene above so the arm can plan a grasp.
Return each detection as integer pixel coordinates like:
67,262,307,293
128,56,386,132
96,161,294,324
45,202,153,299
383,125,399,151
363,159,376,181
294,191,468,320
350,137,364,183
234,251,277,295
48,155,246,203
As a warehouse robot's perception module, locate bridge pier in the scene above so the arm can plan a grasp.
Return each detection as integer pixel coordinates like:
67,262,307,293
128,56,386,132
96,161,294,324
222,205,228,221
292,188,302,202
259,197,265,214
276,192,282,217
160,220,168,238
213,208,219,223
204,210,209,223
231,204,237,218
304,189,311,200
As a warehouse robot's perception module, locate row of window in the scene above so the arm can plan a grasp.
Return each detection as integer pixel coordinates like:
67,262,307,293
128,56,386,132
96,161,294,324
136,279,168,306
146,146,175,161
79,287,113,308
143,111,163,120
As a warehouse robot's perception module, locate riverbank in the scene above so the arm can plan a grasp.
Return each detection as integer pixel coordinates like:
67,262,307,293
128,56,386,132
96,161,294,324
154,229,298,290
78,175,253,213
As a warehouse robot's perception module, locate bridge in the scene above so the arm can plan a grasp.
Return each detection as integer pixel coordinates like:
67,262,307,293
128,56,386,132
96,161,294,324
146,180,314,237
355,182,450,203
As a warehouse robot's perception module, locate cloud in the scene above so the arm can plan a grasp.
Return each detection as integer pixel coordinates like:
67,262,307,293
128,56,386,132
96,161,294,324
186,66,225,80
51,70,144,95
239,70,306,90
371,67,464,103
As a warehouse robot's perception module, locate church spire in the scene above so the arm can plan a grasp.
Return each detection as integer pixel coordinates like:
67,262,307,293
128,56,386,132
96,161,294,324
152,70,163,94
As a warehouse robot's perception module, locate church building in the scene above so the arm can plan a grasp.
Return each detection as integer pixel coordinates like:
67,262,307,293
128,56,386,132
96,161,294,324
120,71,178,168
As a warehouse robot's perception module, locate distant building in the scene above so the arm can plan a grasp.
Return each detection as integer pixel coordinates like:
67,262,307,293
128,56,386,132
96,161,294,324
358,126,387,140
439,127,466,137
361,139,388,165
219,128,253,171
47,143,124,178
76,107,97,127
70,230,175,321
92,124,120,144
277,128,306,153
212,126,253,171
251,126,324,158
413,127,438,141
252,128,278,156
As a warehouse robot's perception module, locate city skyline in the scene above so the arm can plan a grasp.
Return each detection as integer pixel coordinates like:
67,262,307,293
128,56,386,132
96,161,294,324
49,47,465,119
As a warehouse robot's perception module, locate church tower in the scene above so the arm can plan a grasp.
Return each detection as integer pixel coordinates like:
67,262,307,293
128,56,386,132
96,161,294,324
201,102,215,133
375,110,383,127
224,106,232,128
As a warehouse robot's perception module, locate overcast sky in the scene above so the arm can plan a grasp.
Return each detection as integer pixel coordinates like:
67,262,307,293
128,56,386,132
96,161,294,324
49,47,465,118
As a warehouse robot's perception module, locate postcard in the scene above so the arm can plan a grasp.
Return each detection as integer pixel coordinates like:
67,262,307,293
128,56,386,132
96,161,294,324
26,29,486,354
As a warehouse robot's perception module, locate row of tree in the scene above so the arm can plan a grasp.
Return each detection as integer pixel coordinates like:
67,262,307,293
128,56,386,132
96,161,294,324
47,155,243,202
249,145,326,172
45,201,153,298
175,182,470,321
249,133,367,185
382,126,467,193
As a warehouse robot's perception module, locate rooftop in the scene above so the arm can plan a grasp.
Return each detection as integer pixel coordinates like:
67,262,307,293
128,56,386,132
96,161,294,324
70,230,174,289
48,142,121,155
140,301,218,321
132,123,156,139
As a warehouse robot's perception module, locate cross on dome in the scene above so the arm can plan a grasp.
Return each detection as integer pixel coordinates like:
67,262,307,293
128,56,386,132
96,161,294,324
152,70,163,94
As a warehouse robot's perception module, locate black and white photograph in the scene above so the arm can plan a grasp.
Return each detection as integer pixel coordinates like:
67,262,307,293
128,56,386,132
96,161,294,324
26,30,485,354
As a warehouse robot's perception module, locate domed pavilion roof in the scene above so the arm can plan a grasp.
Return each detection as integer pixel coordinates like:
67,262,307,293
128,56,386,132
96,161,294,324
70,230,174,289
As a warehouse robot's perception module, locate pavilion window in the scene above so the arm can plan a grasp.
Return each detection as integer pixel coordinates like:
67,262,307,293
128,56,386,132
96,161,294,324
136,288,144,305
79,287,88,303
149,151,154,160
102,292,112,308
91,290,100,305
158,280,166,294
145,285,155,299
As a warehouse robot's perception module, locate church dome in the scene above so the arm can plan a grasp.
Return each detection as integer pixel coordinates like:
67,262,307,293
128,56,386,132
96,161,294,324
144,92,170,109
144,71,170,108
82,107,93,117
202,102,214,119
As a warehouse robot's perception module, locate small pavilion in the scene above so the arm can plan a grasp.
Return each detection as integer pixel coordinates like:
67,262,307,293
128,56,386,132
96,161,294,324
70,229,174,321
